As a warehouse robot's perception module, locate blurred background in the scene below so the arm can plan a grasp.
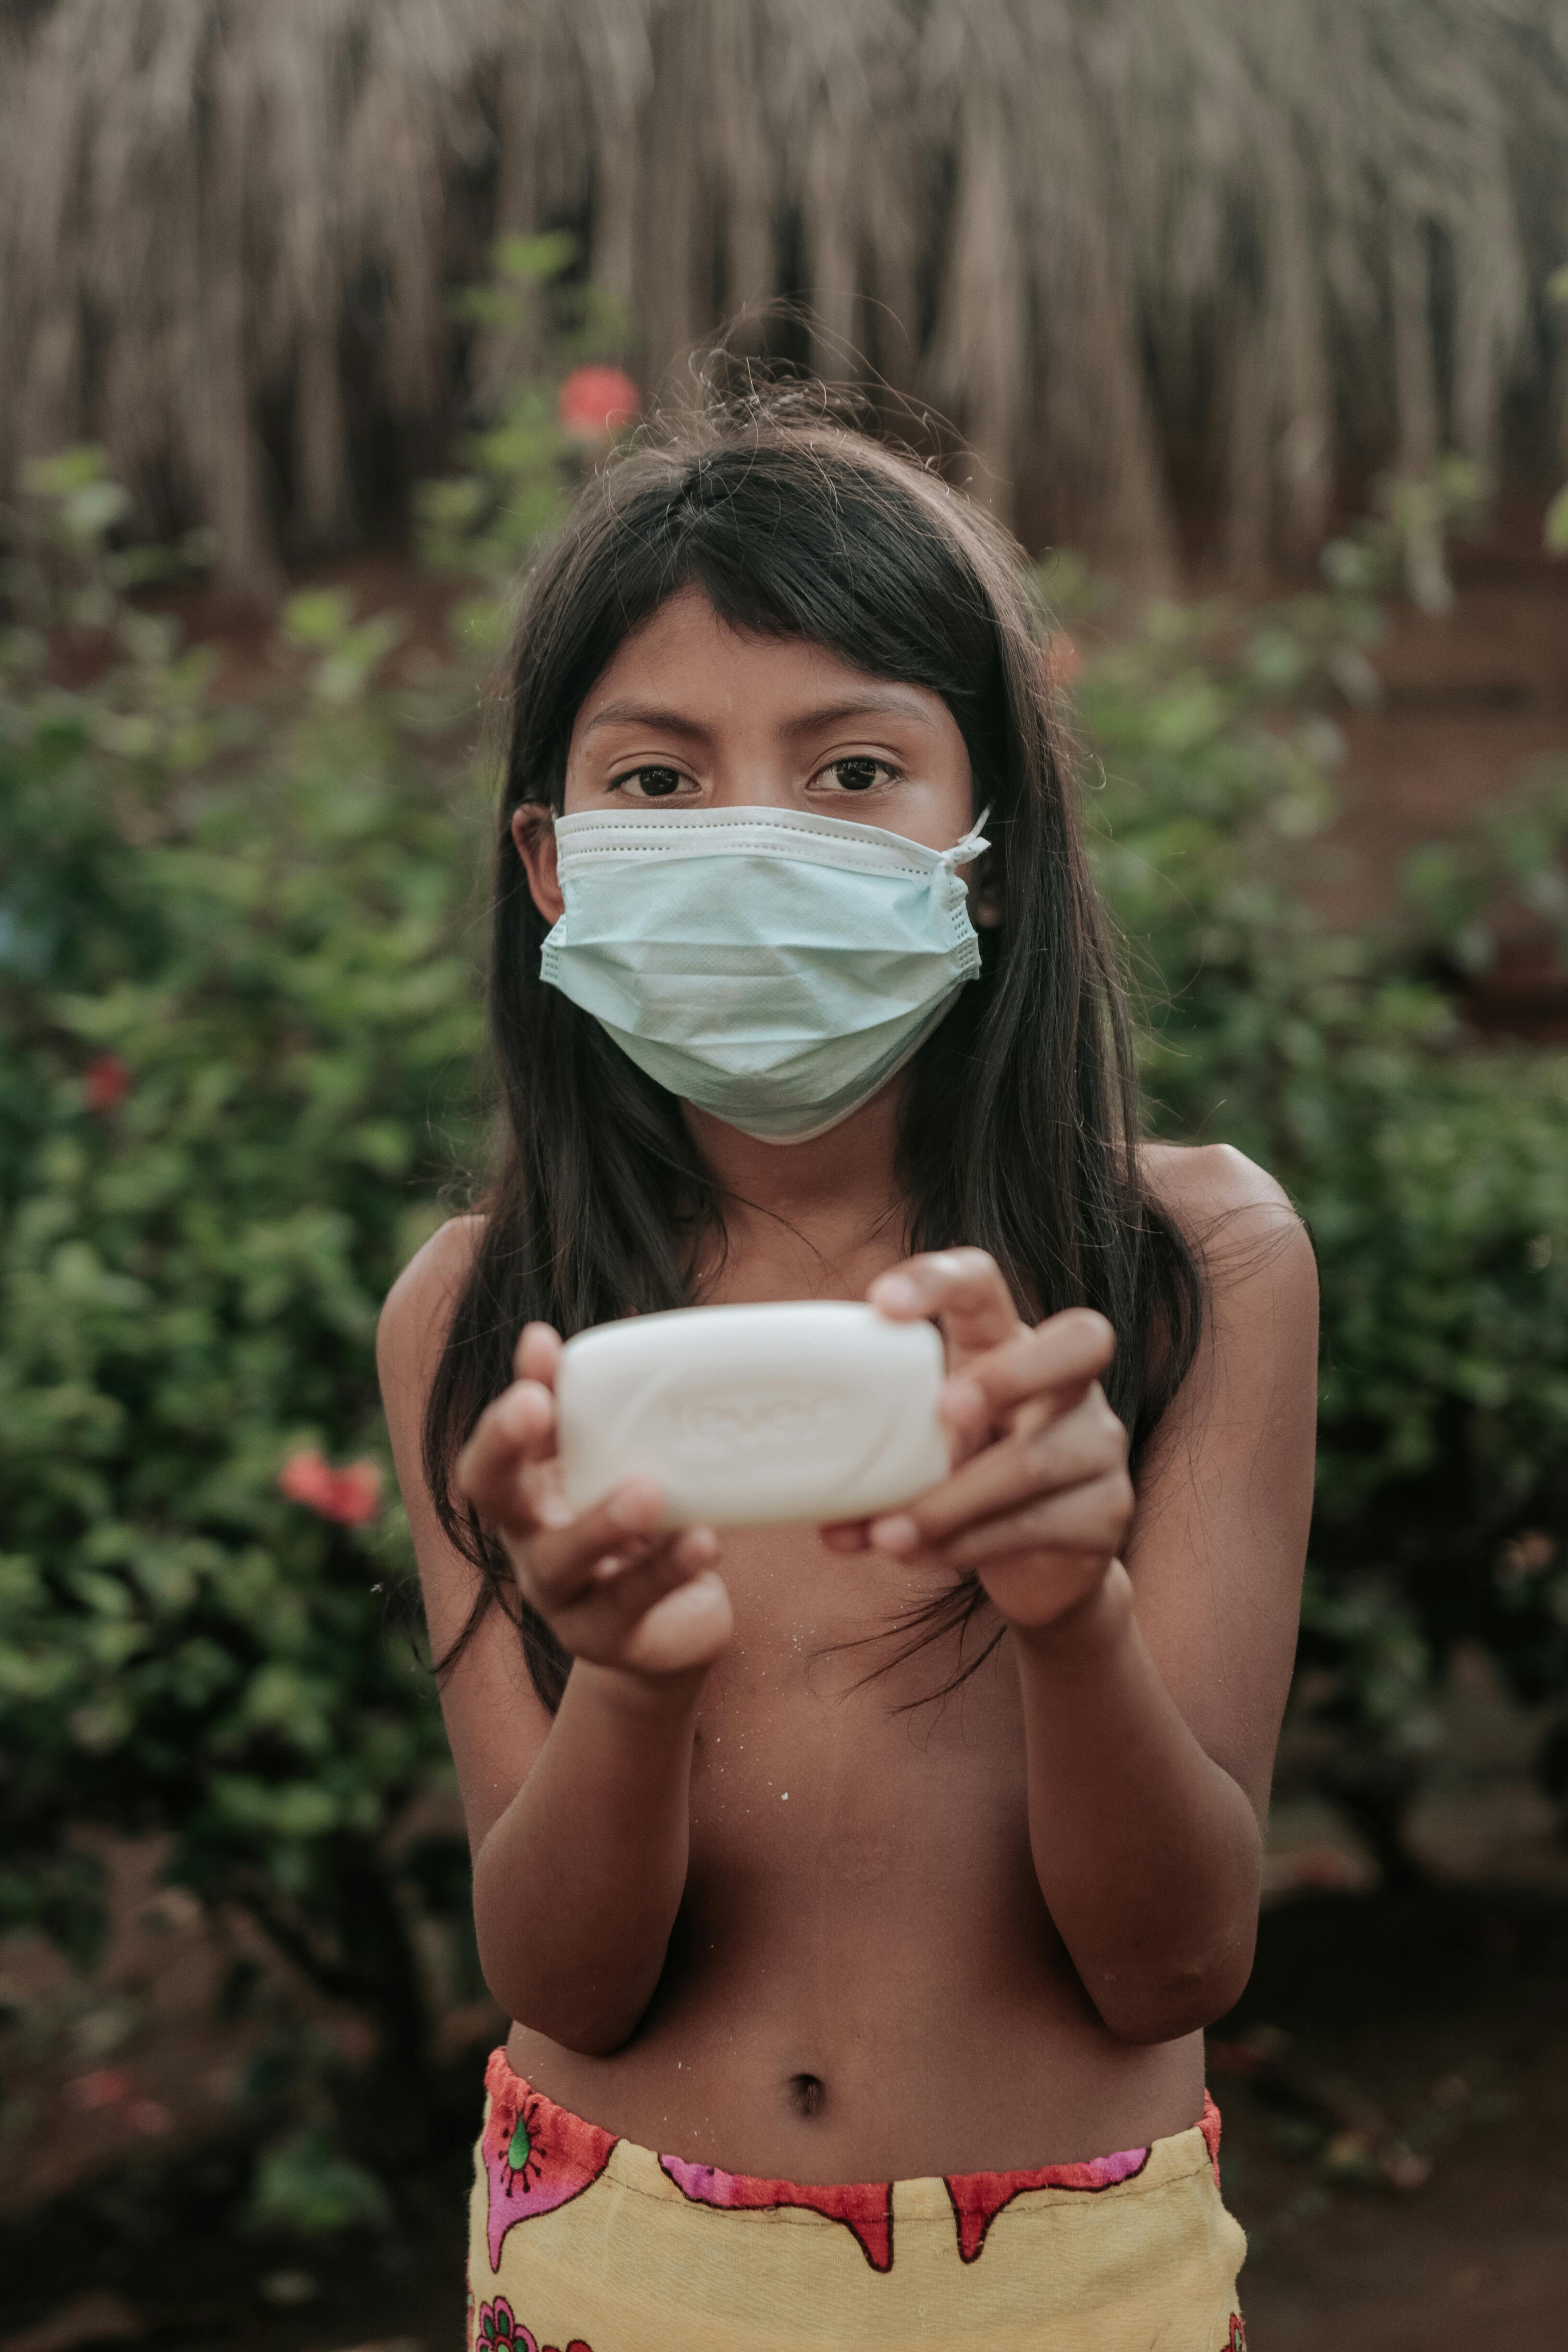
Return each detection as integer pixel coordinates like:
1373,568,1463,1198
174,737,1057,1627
2,3,1568,2347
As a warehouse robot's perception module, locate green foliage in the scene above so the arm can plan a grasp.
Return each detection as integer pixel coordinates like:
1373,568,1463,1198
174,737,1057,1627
1546,485,1568,560
1404,761,1568,974
1318,456,1491,618
246,2124,394,2238
6,446,218,623
0,471,490,2194
1069,584,1568,1851
416,232,633,604
1547,268,1568,560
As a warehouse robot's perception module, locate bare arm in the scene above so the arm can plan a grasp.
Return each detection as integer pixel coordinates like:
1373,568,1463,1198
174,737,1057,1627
833,1147,1316,2042
377,1225,732,2054
1007,1570,1265,2041
470,1655,707,2054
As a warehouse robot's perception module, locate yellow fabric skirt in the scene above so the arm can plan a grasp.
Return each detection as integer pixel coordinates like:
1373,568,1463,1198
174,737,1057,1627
466,2048,1248,2352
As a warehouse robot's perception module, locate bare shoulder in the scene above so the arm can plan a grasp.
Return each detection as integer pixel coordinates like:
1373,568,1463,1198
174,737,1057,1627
377,1214,485,1379
1140,1138,1295,1230
1138,1140,1317,1371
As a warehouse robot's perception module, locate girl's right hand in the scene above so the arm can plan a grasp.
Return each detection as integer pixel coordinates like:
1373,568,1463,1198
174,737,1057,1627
457,1321,733,1689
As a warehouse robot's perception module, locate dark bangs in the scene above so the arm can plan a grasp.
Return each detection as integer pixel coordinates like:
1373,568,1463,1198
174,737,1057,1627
503,435,1014,818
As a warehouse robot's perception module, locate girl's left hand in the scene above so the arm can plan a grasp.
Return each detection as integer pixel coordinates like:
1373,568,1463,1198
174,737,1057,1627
823,1249,1133,1634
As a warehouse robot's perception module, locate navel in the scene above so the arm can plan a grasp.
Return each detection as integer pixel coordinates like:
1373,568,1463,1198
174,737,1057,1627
788,2070,826,2120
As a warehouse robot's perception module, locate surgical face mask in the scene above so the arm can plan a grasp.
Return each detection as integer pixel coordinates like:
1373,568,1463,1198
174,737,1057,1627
539,802,991,1143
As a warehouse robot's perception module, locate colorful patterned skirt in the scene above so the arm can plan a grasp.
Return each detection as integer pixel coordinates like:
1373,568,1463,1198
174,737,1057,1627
467,2047,1247,2352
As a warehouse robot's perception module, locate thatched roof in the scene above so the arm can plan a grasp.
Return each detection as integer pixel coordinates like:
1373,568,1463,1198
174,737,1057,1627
2,0,1565,594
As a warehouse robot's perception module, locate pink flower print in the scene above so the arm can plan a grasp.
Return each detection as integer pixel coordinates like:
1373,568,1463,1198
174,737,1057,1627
481,2049,618,2272
944,2141,1151,2264
476,2301,526,2352
659,2152,894,2274
474,2299,593,2352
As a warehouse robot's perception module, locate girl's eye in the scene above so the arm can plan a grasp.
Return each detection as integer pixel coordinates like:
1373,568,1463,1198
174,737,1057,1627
818,757,895,793
613,765,690,800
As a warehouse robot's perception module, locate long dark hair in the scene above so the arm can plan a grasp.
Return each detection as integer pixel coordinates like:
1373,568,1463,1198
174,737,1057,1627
423,398,1204,1709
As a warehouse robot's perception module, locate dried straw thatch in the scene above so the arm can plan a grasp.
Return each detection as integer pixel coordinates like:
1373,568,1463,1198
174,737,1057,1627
2,0,1565,592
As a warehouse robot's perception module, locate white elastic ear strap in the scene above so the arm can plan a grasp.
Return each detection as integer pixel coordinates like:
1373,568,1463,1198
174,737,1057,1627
940,806,991,868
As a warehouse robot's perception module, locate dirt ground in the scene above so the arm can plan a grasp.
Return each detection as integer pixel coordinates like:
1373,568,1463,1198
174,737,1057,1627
4,507,1566,2350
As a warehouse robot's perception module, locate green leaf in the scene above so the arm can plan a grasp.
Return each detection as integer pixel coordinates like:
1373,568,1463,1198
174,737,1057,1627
247,2127,394,2237
1545,484,1568,559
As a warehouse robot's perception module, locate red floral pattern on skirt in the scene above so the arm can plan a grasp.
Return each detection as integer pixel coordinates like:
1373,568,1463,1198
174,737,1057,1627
481,2049,618,2273
474,2291,592,2352
659,2150,896,2272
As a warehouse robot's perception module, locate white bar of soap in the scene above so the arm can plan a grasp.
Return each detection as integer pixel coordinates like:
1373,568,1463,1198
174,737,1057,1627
555,1301,950,1528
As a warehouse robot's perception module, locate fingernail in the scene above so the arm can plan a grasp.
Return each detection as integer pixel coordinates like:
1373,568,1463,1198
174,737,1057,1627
871,1275,921,1314
871,1515,919,1555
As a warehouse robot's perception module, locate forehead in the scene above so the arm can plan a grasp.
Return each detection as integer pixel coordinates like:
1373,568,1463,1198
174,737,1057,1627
568,588,955,745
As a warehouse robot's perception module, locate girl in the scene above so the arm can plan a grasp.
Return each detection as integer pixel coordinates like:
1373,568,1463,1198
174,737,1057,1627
378,407,1317,2352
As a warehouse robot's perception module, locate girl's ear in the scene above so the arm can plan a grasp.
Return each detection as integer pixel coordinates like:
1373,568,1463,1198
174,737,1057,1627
511,803,564,923
966,849,1004,930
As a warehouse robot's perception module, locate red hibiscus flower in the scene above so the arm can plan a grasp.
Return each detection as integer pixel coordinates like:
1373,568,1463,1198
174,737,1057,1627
278,1450,383,1525
558,364,639,443
84,1054,131,1112
67,2067,133,2110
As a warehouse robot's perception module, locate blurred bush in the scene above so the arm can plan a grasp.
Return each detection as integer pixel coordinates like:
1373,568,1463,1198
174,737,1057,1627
0,241,638,2229
1072,578,1568,1877
0,456,491,2215
2,252,1567,2235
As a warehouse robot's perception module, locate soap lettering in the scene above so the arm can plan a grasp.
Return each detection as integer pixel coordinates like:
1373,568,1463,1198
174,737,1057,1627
670,1391,839,1451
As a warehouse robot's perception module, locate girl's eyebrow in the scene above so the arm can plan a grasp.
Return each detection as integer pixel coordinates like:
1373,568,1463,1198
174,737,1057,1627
580,689,937,742
580,700,711,742
780,691,938,738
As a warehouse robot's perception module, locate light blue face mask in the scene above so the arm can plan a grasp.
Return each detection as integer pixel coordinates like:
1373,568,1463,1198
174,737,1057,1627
539,802,991,1143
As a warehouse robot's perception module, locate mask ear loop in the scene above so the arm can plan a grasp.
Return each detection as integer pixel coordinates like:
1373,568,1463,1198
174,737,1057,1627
940,805,991,869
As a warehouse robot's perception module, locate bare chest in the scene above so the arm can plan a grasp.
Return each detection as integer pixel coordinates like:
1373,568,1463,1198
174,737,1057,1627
681,1526,1033,1920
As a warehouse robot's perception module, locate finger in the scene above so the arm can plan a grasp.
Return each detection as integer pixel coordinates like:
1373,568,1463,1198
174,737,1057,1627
868,1248,1022,1357
936,1468,1135,1570
871,1393,1128,1553
456,1379,558,1529
557,1527,719,1639
935,1381,1057,1470
515,1321,564,1392
521,1476,667,1608
944,1312,1118,1431
591,1523,716,1589
587,1532,658,1582
618,1569,735,1679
